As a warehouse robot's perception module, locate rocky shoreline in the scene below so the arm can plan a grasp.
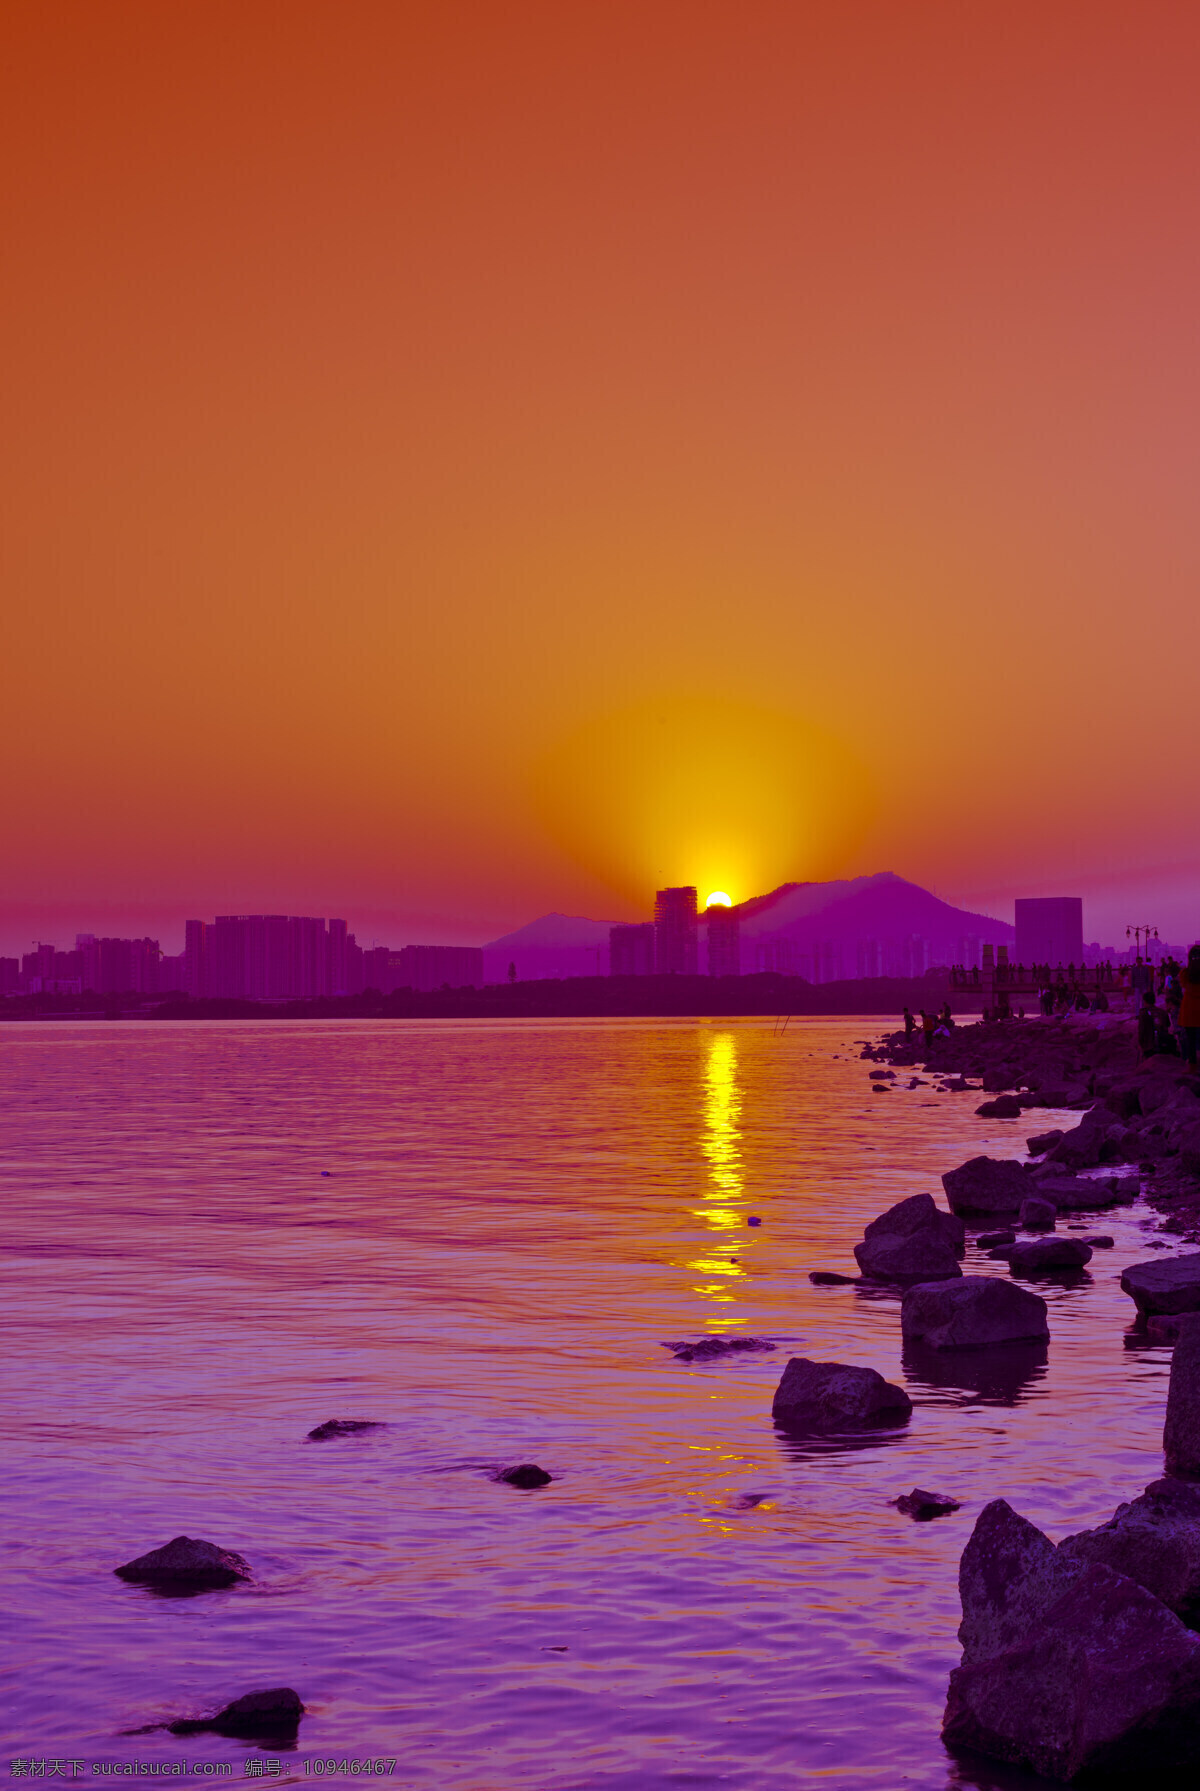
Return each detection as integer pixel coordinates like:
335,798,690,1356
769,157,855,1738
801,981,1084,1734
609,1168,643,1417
851,1009,1200,1779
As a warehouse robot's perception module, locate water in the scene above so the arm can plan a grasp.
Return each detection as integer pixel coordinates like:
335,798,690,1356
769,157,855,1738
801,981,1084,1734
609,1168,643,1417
0,1018,1176,1787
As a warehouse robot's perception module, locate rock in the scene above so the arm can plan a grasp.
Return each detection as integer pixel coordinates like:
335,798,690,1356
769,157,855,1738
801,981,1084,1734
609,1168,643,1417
1018,1196,1057,1231
981,1069,1015,1092
892,1487,961,1520
1059,1477,1200,1617
872,1086,889,1094
1121,1254,1200,1317
1026,1128,1064,1155
496,1463,554,1487
1084,1234,1115,1248
663,1336,776,1361
1166,1317,1200,1481
1150,1315,1186,1344
944,1562,1200,1781
976,1095,1022,1119
1007,1237,1093,1274
901,1276,1049,1350
306,1419,383,1441
977,1229,1016,1248
852,1193,964,1284
808,1270,858,1285
869,1069,895,1080
1034,1173,1133,1212
942,1156,1029,1216
1049,1109,1124,1171
956,1498,1081,1667
170,1688,305,1739
771,1357,912,1432
114,1536,250,1589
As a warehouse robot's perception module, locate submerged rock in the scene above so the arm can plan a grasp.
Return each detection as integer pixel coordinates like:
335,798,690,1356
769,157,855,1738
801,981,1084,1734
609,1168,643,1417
1034,1173,1133,1211
944,1562,1200,1782
892,1487,961,1520
942,1157,1028,1216
853,1193,963,1284
901,1277,1050,1350
170,1688,304,1740
808,1270,858,1285
771,1358,911,1432
306,1419,384,1441
1007,1237,1092,1274
496,1463,554,1488
1059,1476,1200,1617
1122,1254,1200,1318
663,1336,776,1361
114,1536,250,1590
976,1095,1022,1119
977,1228,1016,1248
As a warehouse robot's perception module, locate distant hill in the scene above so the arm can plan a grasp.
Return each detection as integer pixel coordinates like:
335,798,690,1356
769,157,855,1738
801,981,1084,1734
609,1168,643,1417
482,912,618,983
482,875,1011,982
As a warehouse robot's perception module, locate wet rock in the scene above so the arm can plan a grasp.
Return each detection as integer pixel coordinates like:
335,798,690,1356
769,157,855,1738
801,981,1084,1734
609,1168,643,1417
852,1193,964,1284
976,1095,1022,1119
664,1336,776,1361
892,1487,961,1520
942,1156,1028,1216
114,1536,250,1590
869,1069,895,1080
871,1085,889,1094
1121,1253,1200,1317
943,1562,1200,1781
306,1419,384,1441
901,1276,1049,1350
981,1069,1015,1092
1007,1237,1092,1274
771,1357,912,1432
1034,1173,1133,1212
956,1498,1081,1667
977,1228,1016,1248
170,1688,304,1740
1049,1109,1123,1171
1083,1234,1115,1248
1165,1317,1200,1481
1026,1128,1064,1156
1018,1196,1057,1231
808,1270,858,1285
496,1463,554,1487
1060,1477,1200,1616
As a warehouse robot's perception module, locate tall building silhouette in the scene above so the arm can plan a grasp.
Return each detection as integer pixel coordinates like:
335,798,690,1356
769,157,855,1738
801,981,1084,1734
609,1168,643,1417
706,904,740,977
609,923,656,976
654,887,698,975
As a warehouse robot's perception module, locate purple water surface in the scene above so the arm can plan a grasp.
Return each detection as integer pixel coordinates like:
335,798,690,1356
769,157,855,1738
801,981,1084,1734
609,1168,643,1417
0,1018,1178,1787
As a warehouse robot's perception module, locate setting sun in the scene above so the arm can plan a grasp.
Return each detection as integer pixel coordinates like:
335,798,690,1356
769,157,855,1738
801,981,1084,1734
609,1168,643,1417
705,891,732,908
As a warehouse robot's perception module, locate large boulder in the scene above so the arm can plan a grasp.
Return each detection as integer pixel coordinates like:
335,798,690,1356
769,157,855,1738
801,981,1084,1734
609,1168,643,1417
1059,1477,1200,1617
114,1535,250,1589
771,1357,911,1432
169,1688,305,1740
1165,1317,1200,1481
944,1562,1200,1781
1026,1128,1064,1155
853,1193,963,1283
901,1276,1049,1350
976,1095,1022,1119
1049,1108,1124,1171
1007,1238,1092,1274
957,1498,1081,1667
1121,1254,1200,1317
942,1156,1028,1216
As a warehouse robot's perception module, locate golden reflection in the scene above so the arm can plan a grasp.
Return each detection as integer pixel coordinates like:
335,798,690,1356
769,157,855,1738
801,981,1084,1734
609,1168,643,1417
683,1031,748,1307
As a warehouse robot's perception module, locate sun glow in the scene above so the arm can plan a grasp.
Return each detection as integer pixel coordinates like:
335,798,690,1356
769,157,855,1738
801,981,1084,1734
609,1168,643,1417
705,891,732,908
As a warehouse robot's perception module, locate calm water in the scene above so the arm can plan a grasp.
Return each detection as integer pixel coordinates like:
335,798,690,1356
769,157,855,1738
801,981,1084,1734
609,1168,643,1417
0,1018,1177,1787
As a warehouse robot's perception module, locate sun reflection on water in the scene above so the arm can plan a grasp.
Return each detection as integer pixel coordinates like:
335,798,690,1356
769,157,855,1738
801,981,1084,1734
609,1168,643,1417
685,1031,749,1312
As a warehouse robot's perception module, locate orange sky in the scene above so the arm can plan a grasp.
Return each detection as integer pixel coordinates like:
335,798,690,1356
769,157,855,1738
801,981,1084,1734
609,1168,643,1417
3,2,1199,952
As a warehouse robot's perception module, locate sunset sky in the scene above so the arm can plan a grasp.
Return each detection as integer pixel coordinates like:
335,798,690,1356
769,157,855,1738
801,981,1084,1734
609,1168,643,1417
3,2,1199,953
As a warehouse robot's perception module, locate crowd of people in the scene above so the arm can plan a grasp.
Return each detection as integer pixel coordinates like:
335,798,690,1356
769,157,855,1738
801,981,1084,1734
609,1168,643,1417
1136,948,1200,1069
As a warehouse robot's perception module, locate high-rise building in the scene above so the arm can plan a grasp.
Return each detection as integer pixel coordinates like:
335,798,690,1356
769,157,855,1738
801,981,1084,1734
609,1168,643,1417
706,905,740,977
654,887,698,975
609,923,656,976
185,919,209,996
1014,898,1083,967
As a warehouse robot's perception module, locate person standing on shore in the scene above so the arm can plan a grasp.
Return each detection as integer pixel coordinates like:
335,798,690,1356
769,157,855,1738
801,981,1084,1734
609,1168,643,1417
920,1009,936,1053
1179,948,1200,1070
903,1006,916,1040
